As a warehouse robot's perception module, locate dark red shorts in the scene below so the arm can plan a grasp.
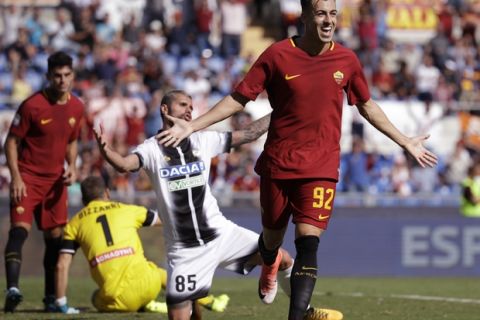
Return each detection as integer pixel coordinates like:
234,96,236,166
10,174,68,230
260,177,337,230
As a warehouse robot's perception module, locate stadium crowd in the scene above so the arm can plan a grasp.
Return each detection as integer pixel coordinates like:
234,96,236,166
0,0,479,202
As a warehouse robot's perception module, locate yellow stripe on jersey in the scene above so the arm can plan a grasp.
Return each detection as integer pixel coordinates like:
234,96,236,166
63,200,149,296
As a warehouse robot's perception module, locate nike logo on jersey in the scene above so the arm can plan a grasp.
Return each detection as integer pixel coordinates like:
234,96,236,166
41,118,53,125
318,214,330,221
285,74,301,81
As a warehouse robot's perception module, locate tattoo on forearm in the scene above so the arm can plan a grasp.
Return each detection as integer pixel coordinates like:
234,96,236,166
236,114,271,146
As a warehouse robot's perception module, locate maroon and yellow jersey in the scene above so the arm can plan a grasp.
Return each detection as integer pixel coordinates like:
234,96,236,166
235,38,370,180
8,91,84,178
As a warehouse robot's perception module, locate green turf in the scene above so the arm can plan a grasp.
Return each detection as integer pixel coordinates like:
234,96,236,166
1,277,480,319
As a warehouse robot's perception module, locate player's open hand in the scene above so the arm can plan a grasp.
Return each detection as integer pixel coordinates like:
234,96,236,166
404,134,438,168
10,176,27,204
156,114,193,147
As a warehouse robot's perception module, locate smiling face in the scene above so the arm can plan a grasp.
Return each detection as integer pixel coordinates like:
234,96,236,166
302,0,337,44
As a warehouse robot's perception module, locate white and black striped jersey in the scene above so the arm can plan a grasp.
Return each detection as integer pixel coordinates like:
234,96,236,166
133,131,232,249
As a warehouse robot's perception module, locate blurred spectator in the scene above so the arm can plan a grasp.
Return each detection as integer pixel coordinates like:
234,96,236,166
194,0,216,54
460,160,480,217
341,136,370,192
415,54,440,113
122,14,142,44
443,139,472,191
379,39,400,75
220,0,247,57
393,60,416,100
356,0,378,67
95,12,117,45
145,20,167,55
10,64,32,107
371,59,394,98
125,102,147,147
279,0,302,38
24,6,46,48
1,5,25,47
391,153,412,197
232,157,260,192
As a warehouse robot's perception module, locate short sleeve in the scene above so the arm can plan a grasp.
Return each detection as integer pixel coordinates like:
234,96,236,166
195,131,231,158
124,204,149,229
8,102,32,139
60,221,79,254
345,54,371,106
132,140,153,171
234,47,274,101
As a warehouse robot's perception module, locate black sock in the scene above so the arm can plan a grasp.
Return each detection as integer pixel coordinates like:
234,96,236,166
43,236,62,297
289,236,319,320
4,227,29,289
258,233,280,266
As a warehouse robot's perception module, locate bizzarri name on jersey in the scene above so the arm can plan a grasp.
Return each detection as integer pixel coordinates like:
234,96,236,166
160,161,206,178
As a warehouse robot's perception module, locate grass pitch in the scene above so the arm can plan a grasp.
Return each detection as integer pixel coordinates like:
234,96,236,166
1,277,479,319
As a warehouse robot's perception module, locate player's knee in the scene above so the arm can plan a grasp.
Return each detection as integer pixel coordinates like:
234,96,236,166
294,236,319,257
4,227,29,258
91,289,100,310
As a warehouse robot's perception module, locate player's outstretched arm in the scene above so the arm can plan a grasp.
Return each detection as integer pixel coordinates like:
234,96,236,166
157,93,249,147
93,124,140,173
231,113,271,148
356,99,438,168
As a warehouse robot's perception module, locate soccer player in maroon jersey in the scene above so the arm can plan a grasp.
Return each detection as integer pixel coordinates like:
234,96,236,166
157,1,438,319
3,51,84,313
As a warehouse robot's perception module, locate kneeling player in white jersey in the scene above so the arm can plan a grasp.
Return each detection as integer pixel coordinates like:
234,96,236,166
93,90,341,320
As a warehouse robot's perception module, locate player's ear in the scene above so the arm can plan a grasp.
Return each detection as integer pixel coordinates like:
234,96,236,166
160,104,169,115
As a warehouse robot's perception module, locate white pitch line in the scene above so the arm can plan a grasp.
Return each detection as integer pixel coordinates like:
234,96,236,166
313,292,480,305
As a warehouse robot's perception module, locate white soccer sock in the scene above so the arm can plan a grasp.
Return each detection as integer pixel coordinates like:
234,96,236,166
278,259,293,297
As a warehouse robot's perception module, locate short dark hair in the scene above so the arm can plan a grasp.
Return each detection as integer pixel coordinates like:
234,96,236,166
47,51,73,73
81,176,106,205
301,0,333,12
160,90,191,107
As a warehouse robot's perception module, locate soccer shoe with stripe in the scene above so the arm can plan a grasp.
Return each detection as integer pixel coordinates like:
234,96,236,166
258,250,283,304
304,307,344,320
4,287,23,313
143,300,168,313
202,294,230,312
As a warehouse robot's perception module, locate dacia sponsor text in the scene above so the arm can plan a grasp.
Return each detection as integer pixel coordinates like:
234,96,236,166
160,161,205,178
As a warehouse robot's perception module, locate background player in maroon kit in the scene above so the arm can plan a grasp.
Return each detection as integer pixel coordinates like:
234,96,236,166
3,51,84,313
157,1,438,319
